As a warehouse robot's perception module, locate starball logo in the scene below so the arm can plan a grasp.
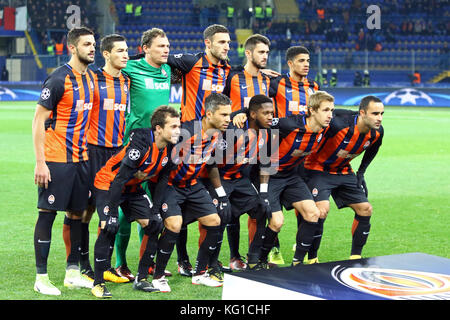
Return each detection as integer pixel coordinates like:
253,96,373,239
332,266,450,300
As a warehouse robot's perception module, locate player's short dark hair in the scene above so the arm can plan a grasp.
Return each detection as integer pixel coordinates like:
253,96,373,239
67,26,94,46
286,46,310,62
151,105,180,129
359,95,382,111
141,28,166,48
244,34,271,51
248,94,273,113
100,34,127,53
203,24,229,40
204,92,231,113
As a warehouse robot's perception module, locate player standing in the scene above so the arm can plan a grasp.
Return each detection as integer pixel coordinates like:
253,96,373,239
303,96,384,262
70,34,130,284
270,46,320,118
224,34,271,111
167,24,231,123
32,27,96,295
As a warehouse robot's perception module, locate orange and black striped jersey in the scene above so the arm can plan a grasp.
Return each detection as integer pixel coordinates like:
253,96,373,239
87,68,130,148
270,74,319,118
168,52,230,122
94,128,171,193
270,114,327,177
169,119,219,187
304,110,384,174
223,67,270,111
215,116,270,180
37,63,95,163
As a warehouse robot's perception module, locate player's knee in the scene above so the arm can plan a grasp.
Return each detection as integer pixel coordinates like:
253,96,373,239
269,212,284,232
164,216,183,233
137,219,148,228
207,214,221,227
358,203,373,217
303,207,320,223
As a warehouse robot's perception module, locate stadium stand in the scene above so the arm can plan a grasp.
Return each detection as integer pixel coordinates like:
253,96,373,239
1,0,448,85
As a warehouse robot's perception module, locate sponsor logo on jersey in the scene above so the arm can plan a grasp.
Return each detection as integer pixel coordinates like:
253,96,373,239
145,78,170,90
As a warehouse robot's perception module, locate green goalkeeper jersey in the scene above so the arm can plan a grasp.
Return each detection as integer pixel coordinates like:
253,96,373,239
122,56,171,142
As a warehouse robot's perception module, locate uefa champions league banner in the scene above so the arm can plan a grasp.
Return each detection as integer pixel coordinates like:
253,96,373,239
1,82,450,107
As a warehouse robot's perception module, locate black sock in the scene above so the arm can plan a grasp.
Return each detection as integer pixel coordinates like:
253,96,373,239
63,216,82,268
308,218,325,260
176,226,189,262
226,216,240,259
351,215,371,256
137,225,158,281
94,229,114,285
154,229,179,279
194,225,220,275
294,219,319,264
34,211,57,274
80,222,91,271
259,226,278,262
273,235,280,249
247,216,267,265
209,224,226,268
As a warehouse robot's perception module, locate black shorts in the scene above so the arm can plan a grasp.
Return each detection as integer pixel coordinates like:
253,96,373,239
94,188,152,223
268,172,313,212
87,144,122,205
304,169,368,209
203,177,260,218
159,181,217,226
37,161,90,212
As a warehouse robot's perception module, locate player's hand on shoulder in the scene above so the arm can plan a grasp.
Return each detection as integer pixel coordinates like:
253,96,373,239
232,112,247,128
261,68,281,78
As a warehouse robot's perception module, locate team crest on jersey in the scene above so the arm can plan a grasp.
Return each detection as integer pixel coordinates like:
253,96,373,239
258,138,265,148
212,198,219,207
308,87,315,95
272,118,279,126
312,188,318,197
161,68,168,78
41,88,51,100
317,133,323,143
90,81,94,90
128,149,141,161
47,194,55,204
363,141,371,149
161,156,169,167
123,83,128,92
217,139,228,150
103,206,109,215
161,203,168,212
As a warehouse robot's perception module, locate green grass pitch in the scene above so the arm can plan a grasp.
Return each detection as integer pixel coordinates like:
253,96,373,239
0,101,449,300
